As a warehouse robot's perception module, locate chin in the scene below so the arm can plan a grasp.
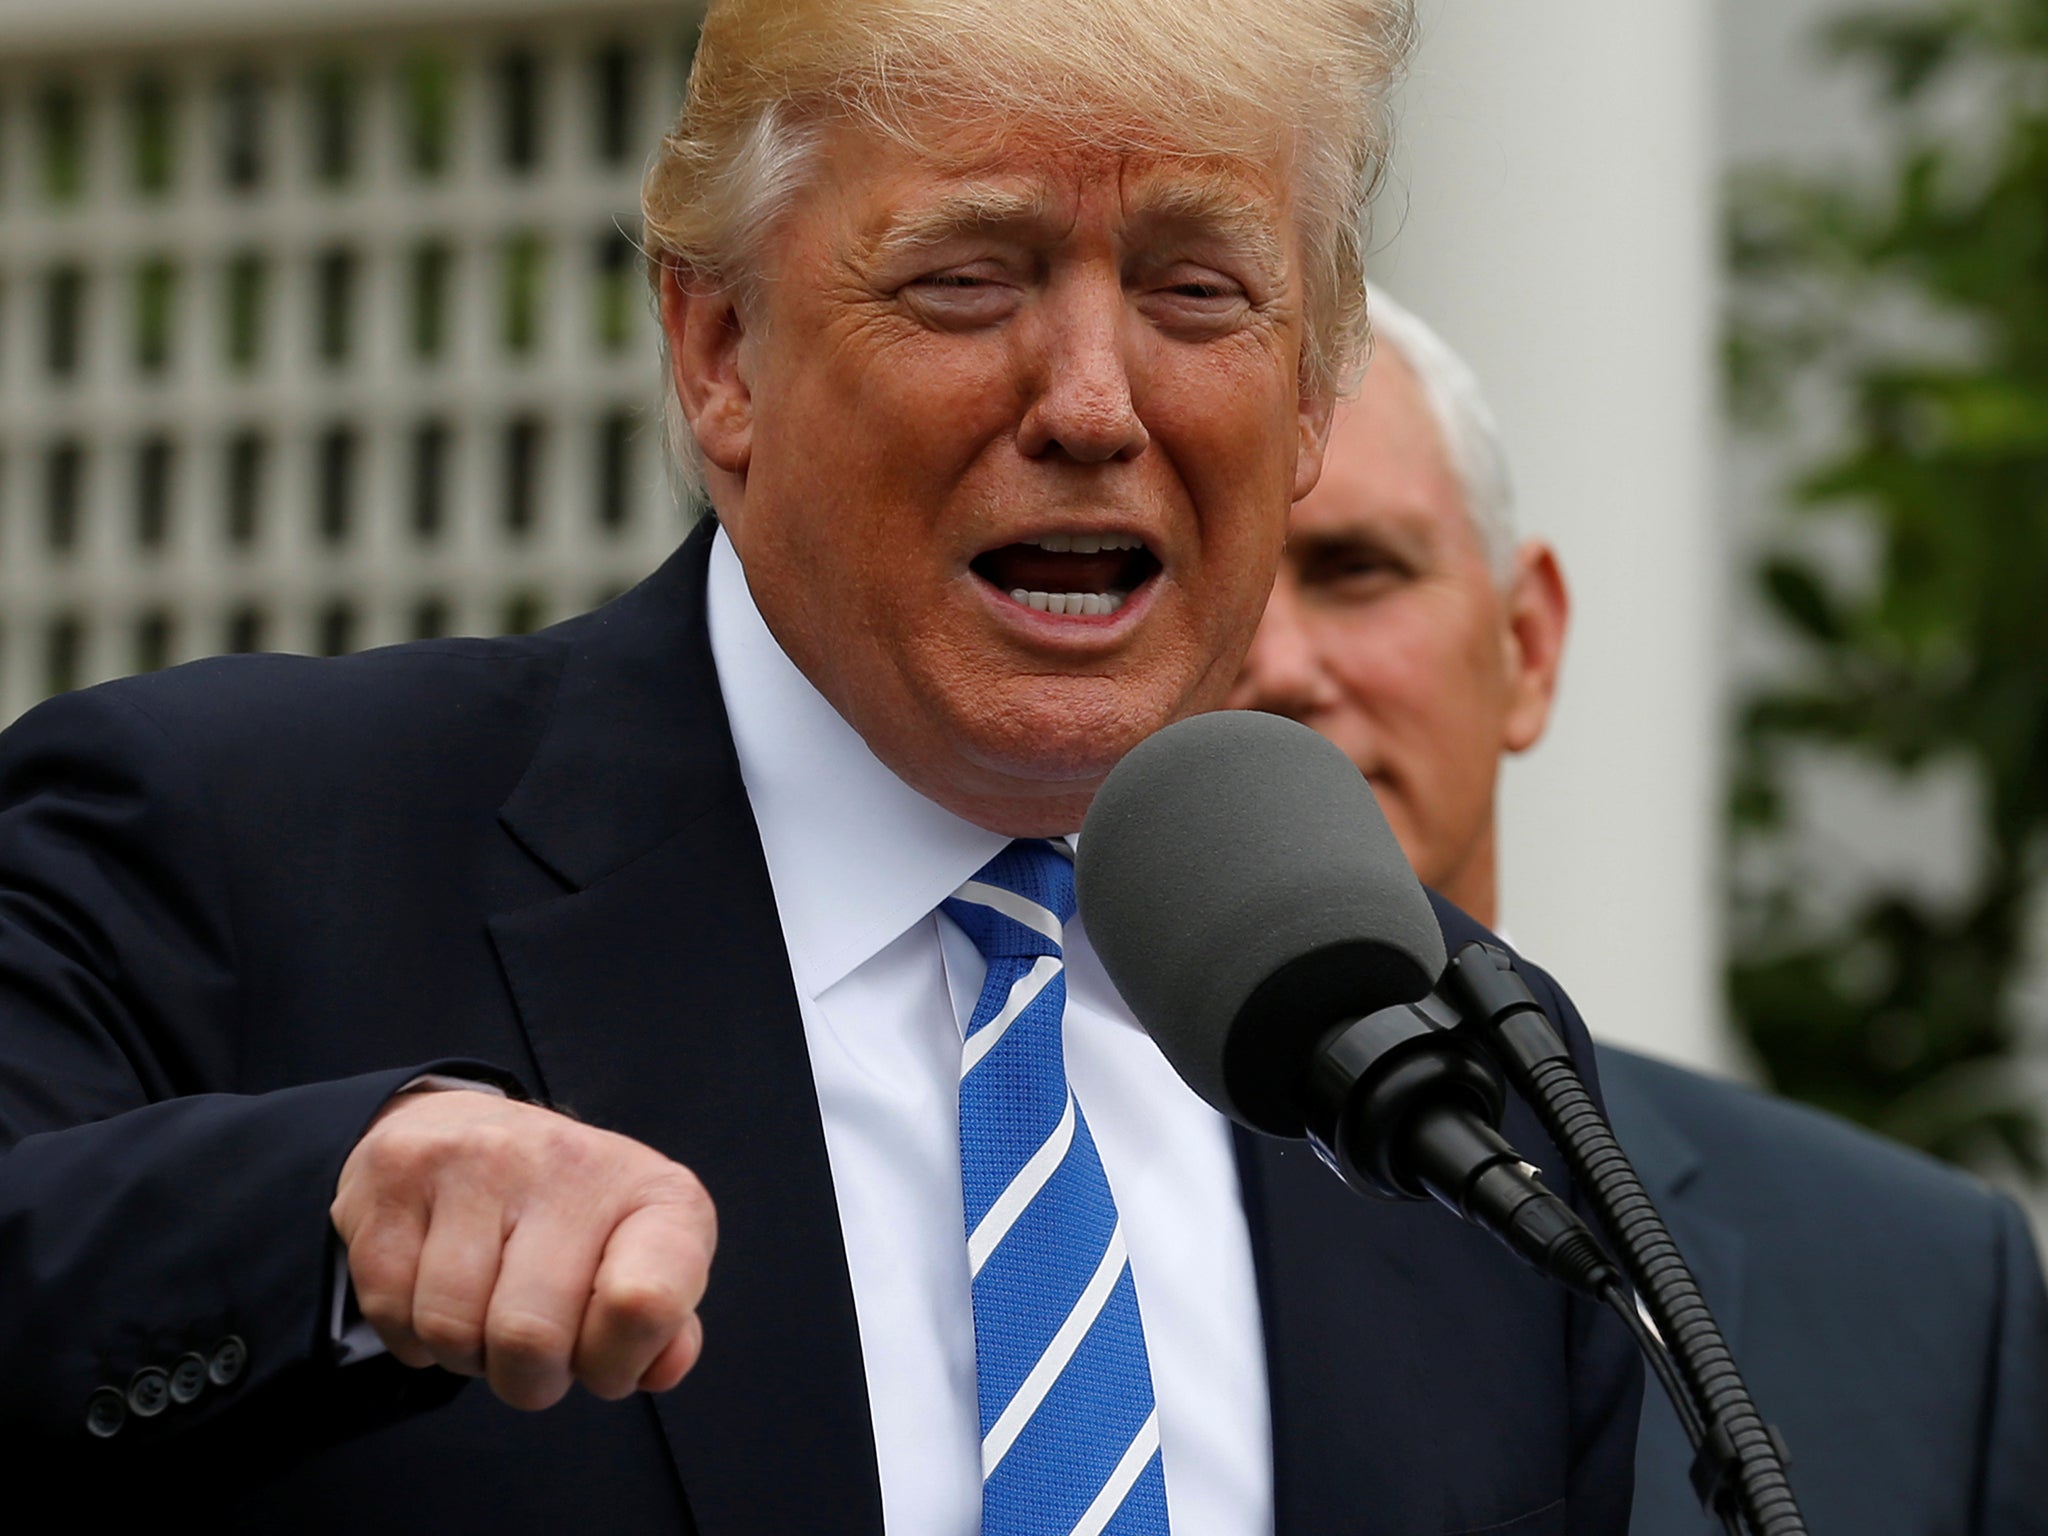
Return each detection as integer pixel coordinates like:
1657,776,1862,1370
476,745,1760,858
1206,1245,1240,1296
954,676,1185,787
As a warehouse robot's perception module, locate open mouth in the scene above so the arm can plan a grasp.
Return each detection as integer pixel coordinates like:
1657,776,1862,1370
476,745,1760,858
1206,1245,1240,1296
969,532,1162,617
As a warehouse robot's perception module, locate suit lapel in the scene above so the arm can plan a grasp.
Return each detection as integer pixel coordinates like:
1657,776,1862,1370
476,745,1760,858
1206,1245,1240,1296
488,525,884,1536
1236,1128,1379,1535
1237,1127,1484,1536
1602,1065,1746,1536
1607,1073,1746,1350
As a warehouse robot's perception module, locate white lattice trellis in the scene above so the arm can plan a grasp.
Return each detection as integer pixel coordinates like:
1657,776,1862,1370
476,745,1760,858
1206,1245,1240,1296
0,5,701,724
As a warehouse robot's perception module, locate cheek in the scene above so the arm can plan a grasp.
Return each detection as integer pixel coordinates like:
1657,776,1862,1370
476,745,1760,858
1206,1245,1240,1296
759,310,1016,506
1329,659,1426,755
1319,609,1435,706
1149,361,1301,606
1172,363,1302,495
1316,604,1500,763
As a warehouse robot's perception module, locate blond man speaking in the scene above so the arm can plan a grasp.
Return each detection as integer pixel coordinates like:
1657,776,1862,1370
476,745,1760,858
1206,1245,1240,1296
0,5,1642,1533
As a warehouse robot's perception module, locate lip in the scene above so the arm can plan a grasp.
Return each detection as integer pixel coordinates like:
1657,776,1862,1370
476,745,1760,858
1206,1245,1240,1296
962,526,1164,632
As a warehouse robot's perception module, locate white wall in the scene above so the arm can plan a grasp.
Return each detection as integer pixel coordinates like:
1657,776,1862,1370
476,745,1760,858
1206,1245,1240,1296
1369,0,1728,1071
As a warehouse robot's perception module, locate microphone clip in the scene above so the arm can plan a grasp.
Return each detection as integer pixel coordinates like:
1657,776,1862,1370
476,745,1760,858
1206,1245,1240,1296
1300,997,1619,1298
1302,998,1505,1203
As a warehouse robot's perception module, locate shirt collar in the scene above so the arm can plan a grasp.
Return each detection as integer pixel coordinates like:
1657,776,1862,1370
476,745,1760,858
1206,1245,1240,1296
707,526,1014,997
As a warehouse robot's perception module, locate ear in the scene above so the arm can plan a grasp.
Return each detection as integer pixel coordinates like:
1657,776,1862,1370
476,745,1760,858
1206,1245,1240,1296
660,261,753,478
1500,539,1570,755
1292,384,1338,502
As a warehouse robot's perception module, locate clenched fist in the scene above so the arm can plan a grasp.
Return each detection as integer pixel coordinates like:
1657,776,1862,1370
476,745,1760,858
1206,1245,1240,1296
330,1091,716,1411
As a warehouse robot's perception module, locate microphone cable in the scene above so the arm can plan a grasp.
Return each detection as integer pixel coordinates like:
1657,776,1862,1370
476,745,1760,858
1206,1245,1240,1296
1595,1278,1742,1536
1441,942,1804,1536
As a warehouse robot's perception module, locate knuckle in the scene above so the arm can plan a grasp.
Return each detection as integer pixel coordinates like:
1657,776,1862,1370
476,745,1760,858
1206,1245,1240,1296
411,1303,484,1360
357,1294,412,1339
674,1315,706,1377
366,1107,442,1166
328,1187,360,1236
566,1122,632,1179
643,1313,705,1393
354,1131,441,1198
465,1116,529,1176
502,1112,599,1188
596,1274,683,1335
643,1162,715,1223
664,1160,710,1203
385,1338,436,1370
347,1244,413,1317
487,1309,575,1368
496,1375,569,1413
364,1095,544,1188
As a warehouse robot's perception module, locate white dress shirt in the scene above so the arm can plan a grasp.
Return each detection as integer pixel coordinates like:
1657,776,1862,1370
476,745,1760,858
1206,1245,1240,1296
707,529,1273,1535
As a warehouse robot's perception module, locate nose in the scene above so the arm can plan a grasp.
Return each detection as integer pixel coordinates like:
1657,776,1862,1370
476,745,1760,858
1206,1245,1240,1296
1230,578,1338,719
1016,277,1150,464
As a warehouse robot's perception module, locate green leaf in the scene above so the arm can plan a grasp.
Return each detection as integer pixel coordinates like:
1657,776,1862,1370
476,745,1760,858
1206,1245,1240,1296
1760,557,1850,643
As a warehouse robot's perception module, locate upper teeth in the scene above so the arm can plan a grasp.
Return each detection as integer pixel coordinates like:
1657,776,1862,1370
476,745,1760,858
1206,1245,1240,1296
1028,532,1143,554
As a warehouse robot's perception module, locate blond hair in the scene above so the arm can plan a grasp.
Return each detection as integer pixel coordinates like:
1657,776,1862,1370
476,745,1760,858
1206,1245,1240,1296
643,0,1414,493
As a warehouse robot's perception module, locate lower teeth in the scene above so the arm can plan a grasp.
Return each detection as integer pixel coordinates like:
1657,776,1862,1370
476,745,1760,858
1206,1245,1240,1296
1009,589,1127,617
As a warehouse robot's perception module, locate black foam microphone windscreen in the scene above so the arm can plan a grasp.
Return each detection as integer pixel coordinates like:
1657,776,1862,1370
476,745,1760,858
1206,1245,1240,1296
1077,711,1447,1137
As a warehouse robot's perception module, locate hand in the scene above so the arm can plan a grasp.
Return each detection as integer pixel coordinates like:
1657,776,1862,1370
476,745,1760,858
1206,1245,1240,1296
330,1091,715,1411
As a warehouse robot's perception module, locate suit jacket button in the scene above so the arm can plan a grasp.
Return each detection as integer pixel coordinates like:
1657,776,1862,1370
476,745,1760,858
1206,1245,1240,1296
85,1386,127,1439
169,1352,209,1405
127,1366,170,1418
207,1335,248,1388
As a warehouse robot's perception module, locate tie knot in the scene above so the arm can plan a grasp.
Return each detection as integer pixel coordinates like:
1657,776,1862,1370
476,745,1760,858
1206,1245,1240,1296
942,839,1076,960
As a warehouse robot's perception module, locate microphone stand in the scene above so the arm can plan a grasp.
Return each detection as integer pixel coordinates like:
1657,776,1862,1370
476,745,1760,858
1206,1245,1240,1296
1438,943,1806,1536
1314,992,1739,1535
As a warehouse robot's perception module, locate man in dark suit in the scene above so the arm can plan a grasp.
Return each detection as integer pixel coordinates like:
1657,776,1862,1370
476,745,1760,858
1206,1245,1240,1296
0,3,1640,1531
1602,1048,2048,1536
1233,284,2048,1535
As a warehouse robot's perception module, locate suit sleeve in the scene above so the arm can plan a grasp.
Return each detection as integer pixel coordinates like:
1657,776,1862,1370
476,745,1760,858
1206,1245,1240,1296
1977,1196,2048,1535
1520,960,1646,1536
0,684,507,1455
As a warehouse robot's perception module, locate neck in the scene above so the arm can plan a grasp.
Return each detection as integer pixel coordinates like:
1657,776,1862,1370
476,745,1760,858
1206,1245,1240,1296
1432,822,1499,930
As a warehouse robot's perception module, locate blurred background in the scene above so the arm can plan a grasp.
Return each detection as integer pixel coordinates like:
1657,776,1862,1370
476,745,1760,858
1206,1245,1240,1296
0,0,2042,1226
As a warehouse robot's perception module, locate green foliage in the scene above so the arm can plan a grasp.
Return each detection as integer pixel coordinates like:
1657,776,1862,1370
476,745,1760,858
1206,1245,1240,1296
1727,0,2048,1178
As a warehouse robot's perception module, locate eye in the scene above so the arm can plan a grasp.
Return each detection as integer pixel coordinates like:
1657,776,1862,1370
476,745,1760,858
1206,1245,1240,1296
1138,265,1251,335
1301,542,1406,599
900,266,1019,328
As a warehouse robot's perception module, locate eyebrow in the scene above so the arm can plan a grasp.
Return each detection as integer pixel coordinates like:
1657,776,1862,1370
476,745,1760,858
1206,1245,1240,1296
1288,515,1438,571
1130,177,1288,281
862,174,1289,282
864,186,1056,267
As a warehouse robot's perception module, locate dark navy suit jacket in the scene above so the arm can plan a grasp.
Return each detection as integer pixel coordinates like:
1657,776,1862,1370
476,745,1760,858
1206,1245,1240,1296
1599,1044,2048,1536
0,523,1637,1532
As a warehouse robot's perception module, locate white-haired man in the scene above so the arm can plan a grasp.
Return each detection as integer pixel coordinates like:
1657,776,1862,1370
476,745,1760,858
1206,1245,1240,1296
1233,288,2048,1536
0,3,1640,1532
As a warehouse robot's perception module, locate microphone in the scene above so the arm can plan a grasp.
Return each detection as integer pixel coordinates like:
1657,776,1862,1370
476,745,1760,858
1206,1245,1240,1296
1079,712,1810,1536
1076,710,1614,1295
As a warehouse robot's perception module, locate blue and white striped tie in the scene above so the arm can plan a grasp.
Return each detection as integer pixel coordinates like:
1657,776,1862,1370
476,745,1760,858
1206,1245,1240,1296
943,840,1170,1536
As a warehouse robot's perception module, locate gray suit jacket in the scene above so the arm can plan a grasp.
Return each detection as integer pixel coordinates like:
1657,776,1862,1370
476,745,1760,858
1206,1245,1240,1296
1598,1044,2048,1536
